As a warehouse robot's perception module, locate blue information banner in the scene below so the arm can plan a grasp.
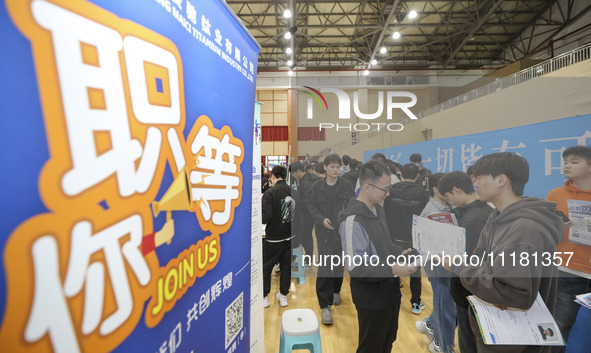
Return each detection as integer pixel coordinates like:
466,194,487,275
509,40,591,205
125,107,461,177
366,115,591,198
0,1,259,352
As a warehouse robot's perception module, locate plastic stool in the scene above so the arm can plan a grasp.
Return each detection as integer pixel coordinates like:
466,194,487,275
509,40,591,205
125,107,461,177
291,247,305,284
278,308,322,353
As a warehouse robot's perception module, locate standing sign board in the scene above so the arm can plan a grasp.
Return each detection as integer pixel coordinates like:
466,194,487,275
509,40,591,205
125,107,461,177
0,1,259,352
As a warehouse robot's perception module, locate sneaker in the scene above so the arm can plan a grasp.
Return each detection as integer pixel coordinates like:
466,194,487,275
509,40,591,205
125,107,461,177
415,319,433,341
333,293,342,306
411,301,425,315
321,306,333,325
276,292,288,307
429,341,456,353
274,264,280,273
429,341,441,353
263,296,270,308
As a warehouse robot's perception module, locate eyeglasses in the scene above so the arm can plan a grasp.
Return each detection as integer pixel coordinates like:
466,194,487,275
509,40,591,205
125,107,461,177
369,183,389,195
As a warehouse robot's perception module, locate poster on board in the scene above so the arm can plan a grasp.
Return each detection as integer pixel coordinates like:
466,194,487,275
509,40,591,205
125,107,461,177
0,0,260,352
250,102,264,353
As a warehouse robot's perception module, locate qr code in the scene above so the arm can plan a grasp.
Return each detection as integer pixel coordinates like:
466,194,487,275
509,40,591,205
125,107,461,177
225,292,243,348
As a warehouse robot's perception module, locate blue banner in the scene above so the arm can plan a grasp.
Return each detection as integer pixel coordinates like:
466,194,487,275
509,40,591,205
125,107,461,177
0,1,258,352
366,115,591,198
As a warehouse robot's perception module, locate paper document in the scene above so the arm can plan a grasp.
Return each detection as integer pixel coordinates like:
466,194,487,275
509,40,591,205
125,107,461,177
468,293,564,346
574,292,591,310
567,199,591,246
412,215,465,258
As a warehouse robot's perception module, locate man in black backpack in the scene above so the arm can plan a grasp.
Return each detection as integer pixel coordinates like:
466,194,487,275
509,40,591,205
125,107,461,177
437,171,493,353
384,163,429,314
262,165,300,308
298,162,318,264
342,158,360,187
410,153,432,191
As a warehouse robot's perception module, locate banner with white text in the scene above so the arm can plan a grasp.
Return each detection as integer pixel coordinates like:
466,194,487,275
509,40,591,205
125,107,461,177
366,114,591,199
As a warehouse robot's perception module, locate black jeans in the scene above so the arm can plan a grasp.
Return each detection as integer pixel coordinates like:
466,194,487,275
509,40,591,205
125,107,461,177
410,268,422,305
316,230,344,308
356,300,401,353
301,219,315,258
396,240,422,305
262,239,292,296
456,303,477,353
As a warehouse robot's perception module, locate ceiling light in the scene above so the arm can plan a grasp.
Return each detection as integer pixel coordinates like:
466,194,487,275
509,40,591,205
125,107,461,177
371,59,377,65
408,10,417,19
284,31,292,40
380,46,387,54
288,70,294,76
287,60,293,66
286,47,293,54
392,31,400,39
363,70,369,76
283,9,292,18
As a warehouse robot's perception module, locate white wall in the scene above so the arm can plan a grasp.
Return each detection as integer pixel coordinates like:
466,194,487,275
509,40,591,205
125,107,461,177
334,59,591,160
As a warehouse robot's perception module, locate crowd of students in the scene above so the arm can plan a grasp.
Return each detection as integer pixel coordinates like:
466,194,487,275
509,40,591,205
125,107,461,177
260,147,591,353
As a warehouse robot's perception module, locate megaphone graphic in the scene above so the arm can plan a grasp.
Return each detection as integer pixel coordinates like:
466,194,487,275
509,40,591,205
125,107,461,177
152,167,193,220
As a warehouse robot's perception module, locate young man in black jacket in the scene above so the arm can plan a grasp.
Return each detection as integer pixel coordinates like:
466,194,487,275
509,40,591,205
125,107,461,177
306,154,354,325
262,165,300,308
289,161,306,191
438,171,493,353
384,163,429,314
339,160,417,353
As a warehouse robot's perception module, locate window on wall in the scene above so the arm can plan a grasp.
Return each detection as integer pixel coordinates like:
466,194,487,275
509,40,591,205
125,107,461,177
265,155,287,167
298,127,325,141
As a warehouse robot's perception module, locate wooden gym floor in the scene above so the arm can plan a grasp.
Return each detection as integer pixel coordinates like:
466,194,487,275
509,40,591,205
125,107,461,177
263,266,457,353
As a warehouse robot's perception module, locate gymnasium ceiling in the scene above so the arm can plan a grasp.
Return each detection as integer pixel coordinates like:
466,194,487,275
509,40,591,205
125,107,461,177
226,0,591,71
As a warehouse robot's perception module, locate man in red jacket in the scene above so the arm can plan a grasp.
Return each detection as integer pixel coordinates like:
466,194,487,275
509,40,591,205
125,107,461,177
546,146,591,353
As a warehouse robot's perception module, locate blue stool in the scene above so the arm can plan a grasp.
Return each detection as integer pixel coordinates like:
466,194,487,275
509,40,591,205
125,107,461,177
291,247,305,284
279,308,322,353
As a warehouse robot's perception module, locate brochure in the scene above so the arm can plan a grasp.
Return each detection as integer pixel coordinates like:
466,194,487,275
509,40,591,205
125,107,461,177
566,199,591,246
574,292,591,310
468,293,564,346
427,212,458,226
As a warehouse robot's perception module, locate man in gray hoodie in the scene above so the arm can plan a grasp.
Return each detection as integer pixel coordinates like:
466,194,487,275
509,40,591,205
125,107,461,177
445,152,564,353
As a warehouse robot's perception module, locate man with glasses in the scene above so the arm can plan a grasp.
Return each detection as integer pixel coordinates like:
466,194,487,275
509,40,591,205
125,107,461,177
384,163,429,314
339,160,417,353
